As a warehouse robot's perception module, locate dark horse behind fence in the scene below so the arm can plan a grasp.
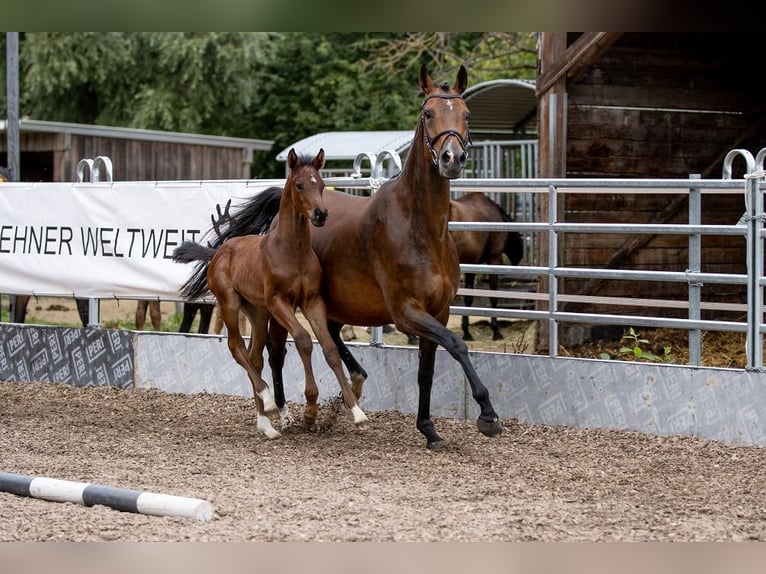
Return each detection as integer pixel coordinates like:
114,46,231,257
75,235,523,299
173,149,369,439
200,65,504,449
450,192,524,341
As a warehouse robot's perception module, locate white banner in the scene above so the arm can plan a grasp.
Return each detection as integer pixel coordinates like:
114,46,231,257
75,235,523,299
0,179,284,300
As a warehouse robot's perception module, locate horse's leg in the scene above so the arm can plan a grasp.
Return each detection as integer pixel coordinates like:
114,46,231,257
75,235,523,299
266,317,295,427
149,300,162,331
269,298,319,428
415,335,445,448
76,298,89,327
135,300,147,330
302,298,369,430
179,303,197,333
242,305,280,438
213,305,224,334
461,273,475,341
328,320,368,399
198,302,214,334
488,273,502,340
217,294,279,433
11,295,31,323
393,302,502,448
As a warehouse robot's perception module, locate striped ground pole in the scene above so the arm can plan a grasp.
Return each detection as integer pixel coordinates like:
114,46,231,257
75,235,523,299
0,471,214,522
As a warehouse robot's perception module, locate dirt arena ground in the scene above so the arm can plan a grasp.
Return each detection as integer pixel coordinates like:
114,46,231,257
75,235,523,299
2,379,766,542
3,296,766,542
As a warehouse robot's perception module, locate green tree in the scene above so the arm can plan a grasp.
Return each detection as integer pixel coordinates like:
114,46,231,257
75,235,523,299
20,32,263,134
8,32,538,177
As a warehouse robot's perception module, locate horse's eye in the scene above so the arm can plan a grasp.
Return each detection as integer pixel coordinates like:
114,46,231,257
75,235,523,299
465,112,471,121
296,182,303,191
423,109,434,120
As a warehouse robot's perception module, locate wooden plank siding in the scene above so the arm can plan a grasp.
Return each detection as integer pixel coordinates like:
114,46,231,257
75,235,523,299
1,121,271,183
537,33,763,345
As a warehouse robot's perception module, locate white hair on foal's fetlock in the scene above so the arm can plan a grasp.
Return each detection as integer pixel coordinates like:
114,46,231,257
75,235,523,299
257,414,281,439
351,405,368,428
258,389,277,413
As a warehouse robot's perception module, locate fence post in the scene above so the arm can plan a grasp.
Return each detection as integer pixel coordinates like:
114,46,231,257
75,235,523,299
724,149,759,369
547,184,559,356
687,174,702,366
75,156,114,327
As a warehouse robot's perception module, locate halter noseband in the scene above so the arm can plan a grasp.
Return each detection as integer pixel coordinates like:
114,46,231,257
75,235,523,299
421,93,472,167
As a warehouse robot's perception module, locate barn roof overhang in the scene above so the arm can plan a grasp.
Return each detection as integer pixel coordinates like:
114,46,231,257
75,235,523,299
276,130,414,162
0,119,274,151
462,78,538,137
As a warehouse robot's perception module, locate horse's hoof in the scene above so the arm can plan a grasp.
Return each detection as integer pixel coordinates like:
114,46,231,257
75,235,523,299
463,333,474,341
492,333,503,341
355,421,370,431
477,417,503,437
426,438,449,451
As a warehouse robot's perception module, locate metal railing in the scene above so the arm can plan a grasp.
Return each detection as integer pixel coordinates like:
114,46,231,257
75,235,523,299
324,147,766,370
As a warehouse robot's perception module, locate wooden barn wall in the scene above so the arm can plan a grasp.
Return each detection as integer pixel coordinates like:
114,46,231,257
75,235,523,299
553,33,763,335
56,136,249,181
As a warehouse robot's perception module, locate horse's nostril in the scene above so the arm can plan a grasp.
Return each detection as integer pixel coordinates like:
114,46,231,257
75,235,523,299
459,151,467,166
441,151,453,165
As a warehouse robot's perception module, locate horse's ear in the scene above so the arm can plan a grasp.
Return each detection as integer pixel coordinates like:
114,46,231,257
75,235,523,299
419,64,433,94
313,148,326,170
288,148,298,170
453,65,468,94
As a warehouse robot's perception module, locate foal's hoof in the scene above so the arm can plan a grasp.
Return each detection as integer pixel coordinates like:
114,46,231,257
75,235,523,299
477,417,503,437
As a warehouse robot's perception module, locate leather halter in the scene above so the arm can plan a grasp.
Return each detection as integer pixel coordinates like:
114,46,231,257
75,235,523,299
421,93,472,167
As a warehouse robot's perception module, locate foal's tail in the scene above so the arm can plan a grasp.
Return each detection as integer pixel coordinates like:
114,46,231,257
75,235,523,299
497,205,524,266
172,241,217,301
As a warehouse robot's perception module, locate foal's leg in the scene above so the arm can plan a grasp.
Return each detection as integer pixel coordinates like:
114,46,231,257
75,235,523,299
461,273,476,341
244,306,282,439
302,298,369,430
268,298,320,428
393,301,502,448
328,320,368,399
217,294,278,426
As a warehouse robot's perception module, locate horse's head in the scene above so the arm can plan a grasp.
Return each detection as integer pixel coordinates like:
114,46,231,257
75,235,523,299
419,64,471,179
286,147,328,227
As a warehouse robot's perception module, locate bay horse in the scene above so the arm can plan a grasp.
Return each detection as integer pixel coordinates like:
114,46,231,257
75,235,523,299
172,149,368,439
450,192,524,340
209,65,504,449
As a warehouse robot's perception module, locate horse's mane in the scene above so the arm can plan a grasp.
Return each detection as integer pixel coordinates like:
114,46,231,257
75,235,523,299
177,185,284,299
208,185,283,248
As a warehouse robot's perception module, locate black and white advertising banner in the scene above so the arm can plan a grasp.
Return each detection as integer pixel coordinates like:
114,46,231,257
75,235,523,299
0,180,282,299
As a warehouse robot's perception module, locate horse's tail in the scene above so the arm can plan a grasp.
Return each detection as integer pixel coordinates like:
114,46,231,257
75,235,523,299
172,241,217,300
497,204,524,266
209,185,283,248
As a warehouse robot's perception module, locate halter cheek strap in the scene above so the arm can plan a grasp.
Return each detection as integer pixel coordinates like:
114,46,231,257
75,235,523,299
421,93,472,166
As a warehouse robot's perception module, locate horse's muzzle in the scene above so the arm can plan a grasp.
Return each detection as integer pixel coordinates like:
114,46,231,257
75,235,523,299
311,208,328,227
437,142,468,179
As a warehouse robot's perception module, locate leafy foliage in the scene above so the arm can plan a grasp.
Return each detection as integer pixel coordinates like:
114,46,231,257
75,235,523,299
5,32,538,177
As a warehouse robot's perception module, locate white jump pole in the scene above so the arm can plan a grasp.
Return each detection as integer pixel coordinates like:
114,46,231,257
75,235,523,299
0,471,214,522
